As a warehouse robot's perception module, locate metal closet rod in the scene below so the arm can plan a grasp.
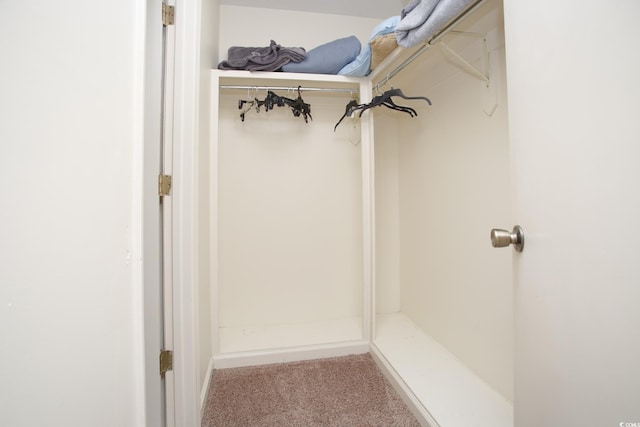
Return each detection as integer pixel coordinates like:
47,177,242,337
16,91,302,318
219,85,356,94
374,0,487,90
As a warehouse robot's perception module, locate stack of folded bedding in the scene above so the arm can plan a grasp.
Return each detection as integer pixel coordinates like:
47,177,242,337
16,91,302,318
217,37,363,74
395,0,474,48
338,16,400,77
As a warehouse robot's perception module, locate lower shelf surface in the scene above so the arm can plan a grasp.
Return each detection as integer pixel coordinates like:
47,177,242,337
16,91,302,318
375,313,513,427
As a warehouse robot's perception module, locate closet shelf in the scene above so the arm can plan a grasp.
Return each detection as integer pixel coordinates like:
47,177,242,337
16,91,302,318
220,84,357,94
213,69,365,87
374,313,513,427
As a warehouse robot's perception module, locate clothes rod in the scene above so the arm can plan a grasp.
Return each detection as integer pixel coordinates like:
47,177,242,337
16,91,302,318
374,0,486,90
220,85,356,94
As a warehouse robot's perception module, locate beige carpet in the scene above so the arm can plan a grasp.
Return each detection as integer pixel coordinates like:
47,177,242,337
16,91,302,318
202,353,421,426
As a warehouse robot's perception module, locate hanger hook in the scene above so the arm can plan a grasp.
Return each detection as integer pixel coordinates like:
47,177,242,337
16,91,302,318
384,74,392,91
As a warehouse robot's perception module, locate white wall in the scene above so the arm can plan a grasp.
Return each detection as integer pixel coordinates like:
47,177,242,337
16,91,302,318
374,113,402,314
216,91,364,331
375,1,513,401
217,0,406,20
218,5,380,64
0,1,145,426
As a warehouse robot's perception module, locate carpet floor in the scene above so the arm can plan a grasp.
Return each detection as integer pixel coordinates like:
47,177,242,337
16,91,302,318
201,353,421,426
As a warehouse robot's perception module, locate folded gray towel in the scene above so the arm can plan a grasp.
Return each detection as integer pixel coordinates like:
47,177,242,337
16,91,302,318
395,0,473,48
218,40,307,72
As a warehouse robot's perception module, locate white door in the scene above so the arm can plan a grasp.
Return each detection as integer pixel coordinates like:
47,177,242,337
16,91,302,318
503,1,640,426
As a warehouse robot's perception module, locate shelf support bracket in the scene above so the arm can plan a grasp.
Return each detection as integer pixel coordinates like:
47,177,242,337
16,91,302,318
439,37,489,87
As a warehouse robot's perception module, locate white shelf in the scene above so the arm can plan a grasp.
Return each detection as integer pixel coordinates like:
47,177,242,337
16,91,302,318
213,69,365,86
374,313,513,427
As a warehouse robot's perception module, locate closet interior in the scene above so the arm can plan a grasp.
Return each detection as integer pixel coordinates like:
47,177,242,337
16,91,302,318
208,0,513,425
211,72,372,364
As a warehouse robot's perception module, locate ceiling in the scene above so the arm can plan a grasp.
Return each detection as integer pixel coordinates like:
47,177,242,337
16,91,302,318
218,0,410,19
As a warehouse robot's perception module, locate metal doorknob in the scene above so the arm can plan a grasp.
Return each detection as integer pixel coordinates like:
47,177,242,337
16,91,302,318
490,225,524,252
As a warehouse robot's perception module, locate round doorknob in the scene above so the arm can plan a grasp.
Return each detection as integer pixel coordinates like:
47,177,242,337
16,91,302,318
490,225,524,252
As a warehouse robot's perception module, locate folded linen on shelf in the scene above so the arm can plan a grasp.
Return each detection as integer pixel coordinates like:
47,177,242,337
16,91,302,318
338,15,400,77
282,36,361,74
218,40,306,72
369,33,398,70
395,0,474,48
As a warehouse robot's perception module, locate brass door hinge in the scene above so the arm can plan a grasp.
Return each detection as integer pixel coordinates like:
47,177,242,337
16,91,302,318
158,174,172,197
160,349,173,375
162,3,175,26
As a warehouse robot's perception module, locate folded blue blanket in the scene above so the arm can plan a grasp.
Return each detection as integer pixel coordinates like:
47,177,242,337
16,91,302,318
218,40,306,72
338,16,400,77
395,0,473,48
282,36,361,75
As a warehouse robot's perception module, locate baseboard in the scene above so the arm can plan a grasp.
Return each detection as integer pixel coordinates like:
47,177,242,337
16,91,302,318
200,356,215,417
212,340,369,369
369,344,439,427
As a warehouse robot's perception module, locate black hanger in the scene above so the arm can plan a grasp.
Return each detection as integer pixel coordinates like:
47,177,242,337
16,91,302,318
279,86,312,123
238,91,282,121
360,88,430,116
238,98,261,122
238,87,312,123
334,99,360,131
263,91,285,111
334,88,431,130
379,98,417,117
383,88,432,105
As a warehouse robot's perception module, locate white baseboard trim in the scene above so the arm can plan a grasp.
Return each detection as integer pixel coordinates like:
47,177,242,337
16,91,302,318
199,356,215,417
369,344,439,427
212,341,370,369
